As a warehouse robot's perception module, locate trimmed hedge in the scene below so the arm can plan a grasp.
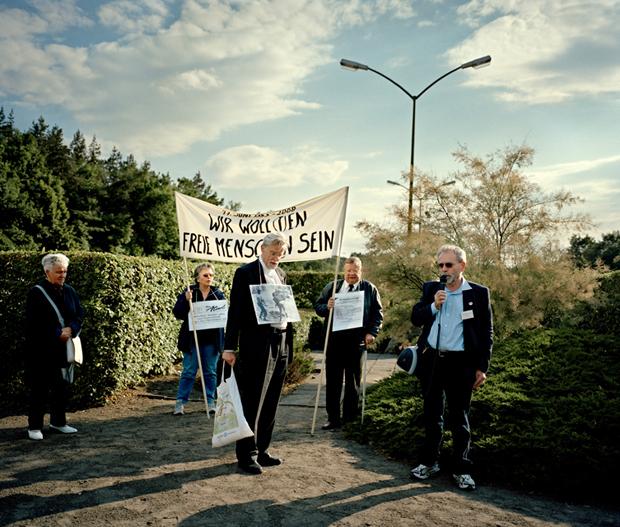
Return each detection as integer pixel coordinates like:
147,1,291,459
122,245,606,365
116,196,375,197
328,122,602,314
0,252,326,415
2,252,203,411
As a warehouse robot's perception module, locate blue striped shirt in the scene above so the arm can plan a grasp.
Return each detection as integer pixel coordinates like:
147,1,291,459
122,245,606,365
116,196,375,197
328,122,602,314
427,279,471,351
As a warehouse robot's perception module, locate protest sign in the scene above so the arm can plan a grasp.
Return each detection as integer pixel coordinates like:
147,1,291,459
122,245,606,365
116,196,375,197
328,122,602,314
188,300,228,331
176,187,348,262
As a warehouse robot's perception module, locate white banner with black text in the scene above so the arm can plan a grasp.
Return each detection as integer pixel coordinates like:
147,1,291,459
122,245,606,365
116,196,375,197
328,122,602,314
175,187,348,262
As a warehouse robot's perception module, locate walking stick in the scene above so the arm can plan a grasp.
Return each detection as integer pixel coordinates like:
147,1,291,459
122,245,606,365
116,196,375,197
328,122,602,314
254,336,279,436
361,346,368,425
183,258,211,419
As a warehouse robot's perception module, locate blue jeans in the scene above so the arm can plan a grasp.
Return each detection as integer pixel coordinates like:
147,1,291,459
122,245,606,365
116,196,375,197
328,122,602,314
176,342,219,404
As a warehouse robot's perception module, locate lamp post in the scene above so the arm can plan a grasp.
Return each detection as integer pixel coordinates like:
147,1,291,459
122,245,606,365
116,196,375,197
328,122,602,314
341,55,491,237
387,178,456,232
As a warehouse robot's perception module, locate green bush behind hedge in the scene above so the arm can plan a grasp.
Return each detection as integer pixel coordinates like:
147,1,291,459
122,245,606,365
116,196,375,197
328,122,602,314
0,252,324,415
353,325,620,503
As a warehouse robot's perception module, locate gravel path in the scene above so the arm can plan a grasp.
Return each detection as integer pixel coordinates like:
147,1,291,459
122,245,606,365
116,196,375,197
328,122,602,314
1,353,618,526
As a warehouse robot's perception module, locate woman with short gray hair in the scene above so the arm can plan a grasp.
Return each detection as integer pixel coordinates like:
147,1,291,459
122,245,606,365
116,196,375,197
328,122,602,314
24,253,84,440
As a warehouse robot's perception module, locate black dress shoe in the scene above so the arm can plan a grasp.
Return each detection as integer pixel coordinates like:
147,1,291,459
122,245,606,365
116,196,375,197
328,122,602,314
257,452,282,467
238,460,263,475
321,421,341,430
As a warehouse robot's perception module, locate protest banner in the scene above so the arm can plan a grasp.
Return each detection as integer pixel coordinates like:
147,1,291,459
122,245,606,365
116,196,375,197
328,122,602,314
175,187,348,262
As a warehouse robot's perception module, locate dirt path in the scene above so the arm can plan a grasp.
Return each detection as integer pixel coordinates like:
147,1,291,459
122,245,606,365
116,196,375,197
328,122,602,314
1,353,618,527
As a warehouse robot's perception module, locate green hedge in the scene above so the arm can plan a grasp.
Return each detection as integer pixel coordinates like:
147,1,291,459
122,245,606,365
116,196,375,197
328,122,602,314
1,251,208,412
0,252,329,415
352,326,620,503
286,270,333,308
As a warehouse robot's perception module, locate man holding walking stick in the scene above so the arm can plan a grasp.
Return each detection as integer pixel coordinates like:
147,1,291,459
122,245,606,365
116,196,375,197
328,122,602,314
314,257,383,430
222,233,293,475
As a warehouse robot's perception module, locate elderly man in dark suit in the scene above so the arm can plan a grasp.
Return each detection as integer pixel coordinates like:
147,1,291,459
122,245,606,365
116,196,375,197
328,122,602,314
222,233,293,475
315,256,383,430
410,244,493,491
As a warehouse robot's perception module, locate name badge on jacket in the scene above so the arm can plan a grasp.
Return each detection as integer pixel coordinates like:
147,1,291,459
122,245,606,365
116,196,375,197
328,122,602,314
462,310,474,320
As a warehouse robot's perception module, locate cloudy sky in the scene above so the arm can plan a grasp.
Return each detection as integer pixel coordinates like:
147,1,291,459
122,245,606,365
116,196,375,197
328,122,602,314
1,0,618,254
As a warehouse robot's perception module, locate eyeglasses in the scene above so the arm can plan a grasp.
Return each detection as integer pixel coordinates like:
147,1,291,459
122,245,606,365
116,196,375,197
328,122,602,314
437,262,455,269
201,273,214,278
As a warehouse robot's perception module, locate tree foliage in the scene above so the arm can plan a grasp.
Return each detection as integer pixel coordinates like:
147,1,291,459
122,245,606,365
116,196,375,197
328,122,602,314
569,231,620,270
436,144,590,266
0,109,230,258
355,143,597,342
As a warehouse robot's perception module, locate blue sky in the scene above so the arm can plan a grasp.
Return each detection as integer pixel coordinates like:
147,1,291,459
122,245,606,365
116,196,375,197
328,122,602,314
1,0,618,255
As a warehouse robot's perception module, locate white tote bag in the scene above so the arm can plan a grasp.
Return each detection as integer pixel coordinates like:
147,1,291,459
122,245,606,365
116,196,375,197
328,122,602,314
212,368,254,448
66,336,83,365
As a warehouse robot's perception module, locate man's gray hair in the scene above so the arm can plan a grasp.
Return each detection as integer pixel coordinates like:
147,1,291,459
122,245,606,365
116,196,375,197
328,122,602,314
42,253,70,271
262,232,288,248
437,244,467,263
344,256,362,268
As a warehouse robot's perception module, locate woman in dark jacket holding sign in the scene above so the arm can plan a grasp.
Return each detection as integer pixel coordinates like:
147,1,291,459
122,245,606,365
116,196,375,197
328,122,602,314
25,253,84,440
173,263,225,416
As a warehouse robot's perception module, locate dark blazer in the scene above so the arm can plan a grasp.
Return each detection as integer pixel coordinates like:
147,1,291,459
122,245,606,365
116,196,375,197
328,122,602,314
173,285,225,353
411,280,493,373
315,279,383,341
25,279,84,368
224,259,293,364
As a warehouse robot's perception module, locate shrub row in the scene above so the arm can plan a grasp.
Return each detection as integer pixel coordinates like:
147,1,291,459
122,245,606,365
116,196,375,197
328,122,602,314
0,252,331,415
353,326,620,504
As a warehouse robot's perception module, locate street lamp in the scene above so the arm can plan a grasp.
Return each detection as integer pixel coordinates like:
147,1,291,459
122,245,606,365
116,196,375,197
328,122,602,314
341,55,491,237
387,178,456,232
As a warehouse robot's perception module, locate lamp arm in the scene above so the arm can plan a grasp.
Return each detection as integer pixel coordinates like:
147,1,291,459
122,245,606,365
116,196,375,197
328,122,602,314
416,65,461,99
367,67,415,101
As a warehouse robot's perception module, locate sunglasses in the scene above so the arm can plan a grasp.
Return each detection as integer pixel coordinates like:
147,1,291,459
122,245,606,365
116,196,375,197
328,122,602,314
437,262,455,269
201,273,214,278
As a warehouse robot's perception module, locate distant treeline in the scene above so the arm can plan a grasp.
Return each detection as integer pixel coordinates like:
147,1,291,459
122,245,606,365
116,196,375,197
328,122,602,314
0,108,233,259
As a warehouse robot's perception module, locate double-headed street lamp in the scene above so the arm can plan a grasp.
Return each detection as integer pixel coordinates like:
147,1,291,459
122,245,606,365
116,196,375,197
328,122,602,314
340,55,491,237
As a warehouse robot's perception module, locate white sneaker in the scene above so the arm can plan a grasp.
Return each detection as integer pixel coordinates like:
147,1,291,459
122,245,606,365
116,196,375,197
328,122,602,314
173,400,184,415
410,462,440,480
28,429,43,440
50,424,78,434
453,473,476,490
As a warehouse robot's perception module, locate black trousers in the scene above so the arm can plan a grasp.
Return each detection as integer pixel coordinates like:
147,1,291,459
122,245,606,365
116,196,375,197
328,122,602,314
27,365,69,430
418,348,476,474
235,332,288,463
325,331,363,425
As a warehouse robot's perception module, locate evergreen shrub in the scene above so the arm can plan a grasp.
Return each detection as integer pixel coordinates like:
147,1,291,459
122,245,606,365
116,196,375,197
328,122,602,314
354,326,620,503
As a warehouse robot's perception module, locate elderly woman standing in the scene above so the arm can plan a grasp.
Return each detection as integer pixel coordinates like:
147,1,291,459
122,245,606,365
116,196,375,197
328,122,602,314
173,263,225,416
25,253,84,440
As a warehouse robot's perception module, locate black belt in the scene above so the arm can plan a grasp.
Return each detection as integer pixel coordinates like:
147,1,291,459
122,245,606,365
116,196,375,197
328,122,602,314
428,346,464,358
272,327,287,334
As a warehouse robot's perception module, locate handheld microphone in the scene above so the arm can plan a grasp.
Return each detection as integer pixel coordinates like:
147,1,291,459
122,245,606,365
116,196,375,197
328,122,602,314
439,274,448,290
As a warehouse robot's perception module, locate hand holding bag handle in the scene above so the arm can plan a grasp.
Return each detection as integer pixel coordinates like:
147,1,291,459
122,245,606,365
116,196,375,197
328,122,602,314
35,285,82,365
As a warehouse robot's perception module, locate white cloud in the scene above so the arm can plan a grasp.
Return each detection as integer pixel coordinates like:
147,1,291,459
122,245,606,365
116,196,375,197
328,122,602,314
98,0,170,34
0,0,91,38
528,154,620,182
446,0,620,103
527,154,620,240
0,0,418,158
207,145,348,189
32,0,92,31
155,68,221,95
